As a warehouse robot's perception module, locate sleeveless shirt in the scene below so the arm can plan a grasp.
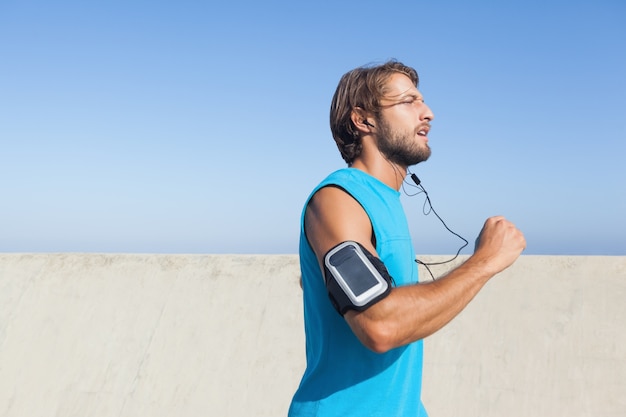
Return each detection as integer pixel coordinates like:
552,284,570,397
288,168,428,417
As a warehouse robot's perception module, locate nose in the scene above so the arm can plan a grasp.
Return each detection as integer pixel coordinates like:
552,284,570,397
422,102,434,122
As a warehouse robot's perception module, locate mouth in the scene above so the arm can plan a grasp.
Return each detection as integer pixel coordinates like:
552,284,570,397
417,125,430,138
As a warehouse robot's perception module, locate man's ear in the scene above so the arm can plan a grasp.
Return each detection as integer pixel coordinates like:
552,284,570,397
351,107,376,133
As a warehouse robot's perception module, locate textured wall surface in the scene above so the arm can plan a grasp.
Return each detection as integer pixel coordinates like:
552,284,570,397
0,254,624,417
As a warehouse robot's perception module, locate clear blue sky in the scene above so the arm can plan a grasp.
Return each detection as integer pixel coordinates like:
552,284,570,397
1,0,624,255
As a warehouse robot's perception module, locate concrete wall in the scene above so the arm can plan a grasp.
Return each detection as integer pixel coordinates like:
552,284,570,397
0,254,624,417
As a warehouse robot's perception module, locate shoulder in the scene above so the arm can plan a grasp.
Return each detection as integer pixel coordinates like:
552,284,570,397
305,185,375,262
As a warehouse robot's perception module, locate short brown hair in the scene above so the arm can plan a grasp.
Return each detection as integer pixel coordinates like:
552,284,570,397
329,60,419,165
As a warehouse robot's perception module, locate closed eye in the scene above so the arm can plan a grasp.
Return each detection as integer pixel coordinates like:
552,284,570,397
401,95,424,105
379,94,425,109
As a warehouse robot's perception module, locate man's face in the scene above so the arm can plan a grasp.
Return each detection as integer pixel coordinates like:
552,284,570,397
374,73,435,167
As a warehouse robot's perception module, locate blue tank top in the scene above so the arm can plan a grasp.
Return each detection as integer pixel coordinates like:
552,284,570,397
289,168,428,417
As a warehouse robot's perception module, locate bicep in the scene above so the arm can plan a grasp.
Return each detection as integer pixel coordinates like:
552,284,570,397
305,186,398,350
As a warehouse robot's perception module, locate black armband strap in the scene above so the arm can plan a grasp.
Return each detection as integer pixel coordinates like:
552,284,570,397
323,241,394,315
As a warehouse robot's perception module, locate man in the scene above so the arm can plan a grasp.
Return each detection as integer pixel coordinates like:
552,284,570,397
288,60,526,416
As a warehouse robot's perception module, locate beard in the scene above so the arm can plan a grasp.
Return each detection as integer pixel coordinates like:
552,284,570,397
376,118,432,167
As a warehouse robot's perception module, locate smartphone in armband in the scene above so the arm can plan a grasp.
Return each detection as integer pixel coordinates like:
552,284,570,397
324,241,390,310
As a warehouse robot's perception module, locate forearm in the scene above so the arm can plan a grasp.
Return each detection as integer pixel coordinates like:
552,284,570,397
346,256,495,352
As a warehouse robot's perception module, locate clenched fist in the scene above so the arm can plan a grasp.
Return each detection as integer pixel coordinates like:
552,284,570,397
473,216,526,276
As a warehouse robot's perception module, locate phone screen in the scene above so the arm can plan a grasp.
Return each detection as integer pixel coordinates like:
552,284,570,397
329,245,379,296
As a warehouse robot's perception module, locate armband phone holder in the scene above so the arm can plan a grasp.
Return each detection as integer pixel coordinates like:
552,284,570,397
323,241,393,315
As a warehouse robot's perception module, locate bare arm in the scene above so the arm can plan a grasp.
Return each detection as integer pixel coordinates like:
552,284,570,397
306,186,526,353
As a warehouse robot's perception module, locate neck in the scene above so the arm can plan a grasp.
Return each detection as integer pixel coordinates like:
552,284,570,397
351,156,407,191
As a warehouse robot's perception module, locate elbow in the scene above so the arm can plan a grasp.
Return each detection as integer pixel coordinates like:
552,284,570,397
368,340,395,355
351,318,397,354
